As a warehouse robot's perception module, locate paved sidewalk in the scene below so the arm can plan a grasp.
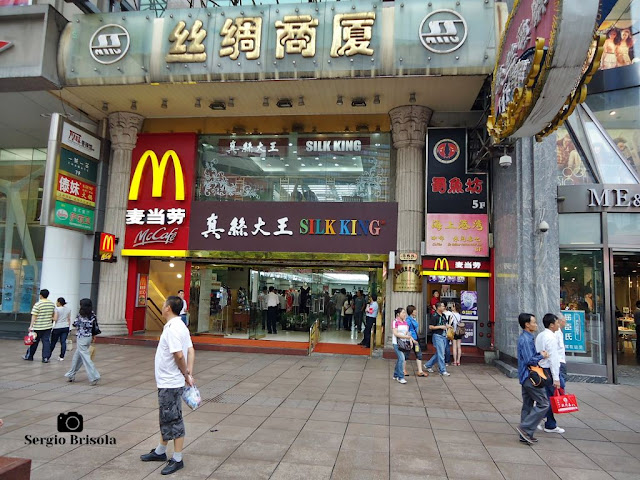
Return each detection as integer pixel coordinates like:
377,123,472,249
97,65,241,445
1,340,640,480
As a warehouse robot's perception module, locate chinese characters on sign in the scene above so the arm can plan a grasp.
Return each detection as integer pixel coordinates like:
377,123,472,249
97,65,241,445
166,20,207,63
201,214,294,240
426,214,489,257
562,310,587,353
125,208,187,226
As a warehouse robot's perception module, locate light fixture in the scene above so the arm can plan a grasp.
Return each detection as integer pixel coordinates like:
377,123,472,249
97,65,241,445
130,100,137,111
232,125,246,134
356,124,369,132
301,163,306,166
195,98,201,108
177,273,182,279
337,95,343,106
161,98,168,109
276,98,293,108
263,96,269,107
373,94,380,105
345,126,350,131
169,262,175,268
375,125,381,132
102,102,108,112
298,96,305,106
409,92,416,103
609,110,617,116
209,100,226,110
351,97,366,107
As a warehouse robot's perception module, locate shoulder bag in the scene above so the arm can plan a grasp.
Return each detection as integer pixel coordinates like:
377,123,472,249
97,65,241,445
91,316,102,336
397,337,412,351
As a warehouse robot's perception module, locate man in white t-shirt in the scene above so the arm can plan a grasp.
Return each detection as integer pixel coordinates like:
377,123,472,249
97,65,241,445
140,296,195,475
178,290,188,326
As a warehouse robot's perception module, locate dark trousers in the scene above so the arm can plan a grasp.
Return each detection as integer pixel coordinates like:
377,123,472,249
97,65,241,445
545,363,567,429
262,310,268,329
267,306,278,333
353,311,363,332
519,381,550,438
445,339,451,364
362,316,375,347
50,327,70,359
28,328,52,360
343,313,353,330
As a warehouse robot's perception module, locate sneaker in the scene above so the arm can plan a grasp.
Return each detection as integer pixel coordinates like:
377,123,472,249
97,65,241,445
42,358,49,363
22,355,33,361
519,436,539,443
516,426,534,445
140,449,167,462
426,367,434,373
536,424,543,431
543,427,565,434
441,372,451,377
398,378,407,384
392,376,398,380
161,458,184,475
58,357,64,361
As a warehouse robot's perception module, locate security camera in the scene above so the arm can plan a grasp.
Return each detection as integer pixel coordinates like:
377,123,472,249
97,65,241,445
499,155,512,168
539,221,550,233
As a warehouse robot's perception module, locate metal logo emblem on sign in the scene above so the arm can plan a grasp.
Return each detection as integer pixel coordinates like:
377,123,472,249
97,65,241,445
419,9,468,54
89,24,130,65
0,41,13,54
433,139,460,164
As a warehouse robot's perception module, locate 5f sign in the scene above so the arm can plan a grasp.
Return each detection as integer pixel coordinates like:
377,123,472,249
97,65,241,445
129,150,185,201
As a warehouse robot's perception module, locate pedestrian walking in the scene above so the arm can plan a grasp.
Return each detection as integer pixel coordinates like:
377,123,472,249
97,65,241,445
259,287,268,330
535,313,565,434
178,290,188,326
343,294,354,331
353,290,366,333
24,289,57,363
360,294,378,348
267,286,279,334
64,298,101,385
50,297,71,361
140,295,195,476
404,305,428,377
392,308,411,384
424,302,450,376
516,313,550,445
451,302,463,366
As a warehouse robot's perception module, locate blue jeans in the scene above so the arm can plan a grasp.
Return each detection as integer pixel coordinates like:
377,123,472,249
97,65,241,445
393,344,405,380
426,333,447,374
545,363,567,429
28,328,51,361
50,327,70,359
180,314,188,326
445,339,451,364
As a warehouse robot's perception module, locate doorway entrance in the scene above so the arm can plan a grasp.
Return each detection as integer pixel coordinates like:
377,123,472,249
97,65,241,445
613,252,640,384
145,260,187,332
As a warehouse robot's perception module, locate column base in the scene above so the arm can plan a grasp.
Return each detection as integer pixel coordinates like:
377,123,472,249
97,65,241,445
98,323,129,336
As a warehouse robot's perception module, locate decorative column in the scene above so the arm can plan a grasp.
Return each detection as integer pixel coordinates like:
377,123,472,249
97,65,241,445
97,112,144,335
387,105,433,345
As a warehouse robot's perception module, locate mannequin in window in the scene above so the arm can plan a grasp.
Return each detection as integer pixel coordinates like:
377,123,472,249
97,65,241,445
300,283,310,314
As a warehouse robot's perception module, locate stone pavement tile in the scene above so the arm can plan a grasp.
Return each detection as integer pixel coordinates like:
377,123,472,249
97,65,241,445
560,428,608,441
303,420,348,435
232,404,278,417
390,452,447,476
616,442,640,459
391,415,431,429
216,414,267,428
185,437,242,457
330,466,389,480
598,429,640,444
294,431,344,449
470,420,516,434
530,436,581,453
270,462,333,480
497,462,560,480
552,468,615,480
183,411,227,426
203,425,256,442
282,444,340,466
390,433,438,456
247,428,300,445
99,448,168,474
428,418,473,431
334,449,389,471
464,411,508,422
346,423,389,438
609,472,640,480
442,457,504,480
588,453,640,473
486,445,546,465
0,437,24,456
457,402,499,413
109,417,158,435
228,440,291,461
69,466,153,480
195,402,239,414
581,419,632,431
47,445,123,468
272,406,314,420
353,403,389,414
390,473,447,480
569,439,629,455
340,435,389,453
84,414,134,431
535,450,602,470
261,417,306,432
433,428,482,445
349,412,390,425
426,409,465,420
92,395,133,406
315,400,354,412
439,442,491,461
30,461,97,480
310,409,351,423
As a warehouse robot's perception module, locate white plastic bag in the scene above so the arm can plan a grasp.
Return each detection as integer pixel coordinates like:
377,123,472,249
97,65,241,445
182,385,202,410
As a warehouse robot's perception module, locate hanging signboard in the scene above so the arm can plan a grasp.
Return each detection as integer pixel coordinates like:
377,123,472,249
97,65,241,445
487,0,604,141
562,310,587,353
425,213,489,257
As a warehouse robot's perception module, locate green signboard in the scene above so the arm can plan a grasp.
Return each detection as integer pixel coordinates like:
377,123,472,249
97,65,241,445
52,200,95,232
59,147,98,184
60,0,496,86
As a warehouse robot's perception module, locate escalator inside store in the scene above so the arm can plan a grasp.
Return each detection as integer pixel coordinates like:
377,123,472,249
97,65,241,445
190,265,379,344
145,260,187,332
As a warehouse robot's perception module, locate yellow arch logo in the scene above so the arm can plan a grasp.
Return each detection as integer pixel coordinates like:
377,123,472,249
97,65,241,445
434,258,450,271
129,150,185,201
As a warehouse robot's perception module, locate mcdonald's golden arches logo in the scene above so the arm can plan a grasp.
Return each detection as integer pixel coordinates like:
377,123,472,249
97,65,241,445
100,233,116,254
433,258,450,271
129,150,185,201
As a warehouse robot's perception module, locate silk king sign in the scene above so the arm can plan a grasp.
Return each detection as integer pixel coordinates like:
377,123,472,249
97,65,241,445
487,0,604,141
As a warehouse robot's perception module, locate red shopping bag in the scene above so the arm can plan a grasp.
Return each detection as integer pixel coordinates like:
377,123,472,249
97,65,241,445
550,388,579,414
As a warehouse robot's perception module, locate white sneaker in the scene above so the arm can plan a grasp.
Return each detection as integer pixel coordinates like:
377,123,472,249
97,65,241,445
426,367,434,373
398,378,407,384
441,372,451,377
536,424,543,431
543,427,565,434
59,357,64,362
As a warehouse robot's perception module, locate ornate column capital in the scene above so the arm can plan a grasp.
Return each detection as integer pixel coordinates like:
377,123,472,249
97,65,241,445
389,105,433,149
108,112,144,151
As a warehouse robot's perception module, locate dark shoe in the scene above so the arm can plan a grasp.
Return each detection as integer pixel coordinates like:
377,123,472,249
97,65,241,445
22,355,33,361
140,449,167,462
519,436,538,443
516,426,534,445
161,459,184,475
42,358,49,363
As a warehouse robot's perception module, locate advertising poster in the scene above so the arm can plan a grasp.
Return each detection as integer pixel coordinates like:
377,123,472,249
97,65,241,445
460,318,477,346
136,273,149,307
460,291,478,316
562,310,587,353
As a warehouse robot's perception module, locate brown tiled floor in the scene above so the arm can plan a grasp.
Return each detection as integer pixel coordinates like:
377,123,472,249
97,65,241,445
1,339,640,479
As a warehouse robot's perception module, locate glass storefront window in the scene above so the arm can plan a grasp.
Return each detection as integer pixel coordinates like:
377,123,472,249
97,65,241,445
555,125,596,185
559,213,602,245
196,133,391,202
560,250,606,365
0,148,47,317
598,1,639,71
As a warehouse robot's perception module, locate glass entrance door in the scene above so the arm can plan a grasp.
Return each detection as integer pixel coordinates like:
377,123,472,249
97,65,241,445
612,252,640,383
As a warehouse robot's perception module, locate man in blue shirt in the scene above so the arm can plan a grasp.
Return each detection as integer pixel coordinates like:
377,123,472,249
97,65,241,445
516,313,550,445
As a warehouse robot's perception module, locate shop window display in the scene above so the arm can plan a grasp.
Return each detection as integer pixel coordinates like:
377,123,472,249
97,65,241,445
559,250,606,365
598,1,638,71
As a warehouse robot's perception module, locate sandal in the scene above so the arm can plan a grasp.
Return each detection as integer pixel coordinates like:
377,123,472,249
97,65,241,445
417,372,429,377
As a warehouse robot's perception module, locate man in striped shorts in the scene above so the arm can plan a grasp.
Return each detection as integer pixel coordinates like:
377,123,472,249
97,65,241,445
24,289,57,363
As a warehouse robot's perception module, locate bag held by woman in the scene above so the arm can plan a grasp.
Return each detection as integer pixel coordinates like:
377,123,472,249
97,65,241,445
397,338,412,351
456,321,466,337
446,326,455,341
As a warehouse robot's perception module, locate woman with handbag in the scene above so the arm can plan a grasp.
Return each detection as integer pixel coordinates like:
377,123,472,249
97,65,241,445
392,308,412,384
64,298,101,386
451,302,464,366
404,305,428,377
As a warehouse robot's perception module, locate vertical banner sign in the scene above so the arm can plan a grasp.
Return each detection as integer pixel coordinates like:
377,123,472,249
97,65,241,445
136,273,149,307
562,310,587,353
49,120,101,232
123,133,197,256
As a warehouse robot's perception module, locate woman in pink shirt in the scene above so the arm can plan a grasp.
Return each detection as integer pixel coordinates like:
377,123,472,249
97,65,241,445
392,308,413,384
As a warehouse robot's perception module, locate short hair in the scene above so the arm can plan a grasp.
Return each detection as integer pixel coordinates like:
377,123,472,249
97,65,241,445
407,305,416,316
40,289,50,298
435,301,445,309
340,288,346,294
57,297,66,306
178,289,184,294
542,313,558,329
269,286,274,292
165,296,183,316
432,290,440,296
518,313,535,330
636,300,640,308
371,293,377,301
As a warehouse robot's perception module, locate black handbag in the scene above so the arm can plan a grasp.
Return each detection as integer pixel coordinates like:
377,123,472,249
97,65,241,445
91,317,101,336
397,337,412,351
